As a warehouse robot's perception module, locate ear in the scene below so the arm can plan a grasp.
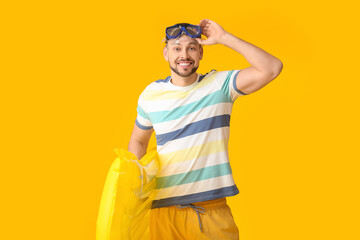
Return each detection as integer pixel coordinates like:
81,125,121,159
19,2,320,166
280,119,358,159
163,46,169,61
199,45,203,60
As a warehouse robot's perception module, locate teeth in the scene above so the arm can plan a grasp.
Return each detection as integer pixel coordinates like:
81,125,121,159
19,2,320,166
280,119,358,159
179,63,191,66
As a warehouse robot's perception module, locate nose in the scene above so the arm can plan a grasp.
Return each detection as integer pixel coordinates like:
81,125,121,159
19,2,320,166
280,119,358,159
180,48,190,59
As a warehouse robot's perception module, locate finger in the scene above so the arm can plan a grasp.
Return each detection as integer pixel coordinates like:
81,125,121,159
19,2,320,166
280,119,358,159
195,38,202,44
199,38,211,45
203,24,211,32
201,32,209,38
199,19,209,28
202,27,210,35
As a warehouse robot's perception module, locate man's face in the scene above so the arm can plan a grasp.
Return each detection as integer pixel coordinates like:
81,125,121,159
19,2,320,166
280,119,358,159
163,35,203,78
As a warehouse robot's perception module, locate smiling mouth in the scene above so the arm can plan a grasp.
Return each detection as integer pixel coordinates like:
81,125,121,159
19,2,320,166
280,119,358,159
177,62,193,68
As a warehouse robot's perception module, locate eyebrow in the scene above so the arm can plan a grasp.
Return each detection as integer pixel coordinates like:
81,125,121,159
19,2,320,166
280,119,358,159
170,41,198,46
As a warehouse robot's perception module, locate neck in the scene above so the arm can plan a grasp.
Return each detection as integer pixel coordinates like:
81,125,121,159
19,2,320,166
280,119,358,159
170,72,198,87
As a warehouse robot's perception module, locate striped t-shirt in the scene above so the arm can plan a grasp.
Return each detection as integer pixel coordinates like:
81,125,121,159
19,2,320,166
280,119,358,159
135,69,248,209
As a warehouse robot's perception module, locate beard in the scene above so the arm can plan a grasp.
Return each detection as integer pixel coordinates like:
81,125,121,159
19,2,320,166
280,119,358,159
169,62,199,78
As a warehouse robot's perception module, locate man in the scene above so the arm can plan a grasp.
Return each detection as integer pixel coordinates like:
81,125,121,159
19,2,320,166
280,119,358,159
128,19,283,240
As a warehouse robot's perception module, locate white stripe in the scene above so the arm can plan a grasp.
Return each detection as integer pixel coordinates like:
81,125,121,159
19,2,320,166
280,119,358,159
153,174,236,200
138,93,147,110
146,73,212,91
158,151,230,177
136,113,152,127
148,81,169,90
153,102,232,135
157,126,229,154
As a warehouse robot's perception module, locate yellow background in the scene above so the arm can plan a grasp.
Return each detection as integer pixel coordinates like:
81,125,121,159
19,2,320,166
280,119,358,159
1,0,359,239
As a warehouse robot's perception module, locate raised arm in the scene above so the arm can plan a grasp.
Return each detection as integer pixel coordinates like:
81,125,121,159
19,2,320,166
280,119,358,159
197,19,283,95
128,123,153,160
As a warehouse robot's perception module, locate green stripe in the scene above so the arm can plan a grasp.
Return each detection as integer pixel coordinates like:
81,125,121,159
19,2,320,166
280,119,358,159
155,162,232,189
221,70,234,102
148,90,231,124
137,105,149,119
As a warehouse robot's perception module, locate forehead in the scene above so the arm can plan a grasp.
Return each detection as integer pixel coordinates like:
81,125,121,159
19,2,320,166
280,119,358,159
168,35,199,46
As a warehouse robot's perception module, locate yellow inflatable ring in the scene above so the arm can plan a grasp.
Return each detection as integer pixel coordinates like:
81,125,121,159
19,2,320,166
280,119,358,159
96,148,159,240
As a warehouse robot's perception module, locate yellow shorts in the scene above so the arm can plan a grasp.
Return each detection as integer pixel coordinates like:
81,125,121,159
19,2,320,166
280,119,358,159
149,197,239,240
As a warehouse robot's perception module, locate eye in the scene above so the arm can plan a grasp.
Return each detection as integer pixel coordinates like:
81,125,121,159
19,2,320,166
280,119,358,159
189,47,196,51
174,47,181,51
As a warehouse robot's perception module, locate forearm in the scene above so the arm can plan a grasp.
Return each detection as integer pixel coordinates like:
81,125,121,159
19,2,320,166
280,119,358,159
219,32,282,73
128,138,147,160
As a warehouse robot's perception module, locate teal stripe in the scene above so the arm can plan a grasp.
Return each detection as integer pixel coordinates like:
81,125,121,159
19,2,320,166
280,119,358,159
148,90,231,124
137,105,149,119
221,70,234,102
156,162,232,189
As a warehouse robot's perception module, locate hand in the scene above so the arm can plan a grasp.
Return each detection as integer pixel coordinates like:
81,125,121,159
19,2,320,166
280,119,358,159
196,19,227,45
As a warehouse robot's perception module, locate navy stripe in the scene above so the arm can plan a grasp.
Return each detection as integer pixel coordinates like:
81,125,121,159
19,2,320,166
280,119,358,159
199,69,216,82
155,76,170,83
151,185,239,209
135,119,153,130
198,74,206,82
156,114,230,146
232,70,247,95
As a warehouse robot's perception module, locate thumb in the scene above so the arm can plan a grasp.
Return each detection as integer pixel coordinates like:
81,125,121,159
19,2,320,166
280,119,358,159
195,38,203,45
196,38,211,45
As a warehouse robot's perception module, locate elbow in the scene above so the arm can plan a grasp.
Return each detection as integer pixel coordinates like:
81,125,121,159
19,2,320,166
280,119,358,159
269,59,283,81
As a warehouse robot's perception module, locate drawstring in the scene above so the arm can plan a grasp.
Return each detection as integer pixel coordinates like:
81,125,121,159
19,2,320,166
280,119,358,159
176,204,206,232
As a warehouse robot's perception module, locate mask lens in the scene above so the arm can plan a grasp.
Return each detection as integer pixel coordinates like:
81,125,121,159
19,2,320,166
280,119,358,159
186,25,200,36
166,26,181,37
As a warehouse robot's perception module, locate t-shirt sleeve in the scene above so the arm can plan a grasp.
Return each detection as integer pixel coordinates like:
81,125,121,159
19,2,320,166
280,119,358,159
216,69,248,102
135,92,153,130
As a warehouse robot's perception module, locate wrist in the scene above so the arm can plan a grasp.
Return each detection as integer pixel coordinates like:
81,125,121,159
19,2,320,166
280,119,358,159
218,31,235,46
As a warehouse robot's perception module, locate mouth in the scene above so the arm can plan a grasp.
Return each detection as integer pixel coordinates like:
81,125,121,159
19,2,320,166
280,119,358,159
177,61,193,69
